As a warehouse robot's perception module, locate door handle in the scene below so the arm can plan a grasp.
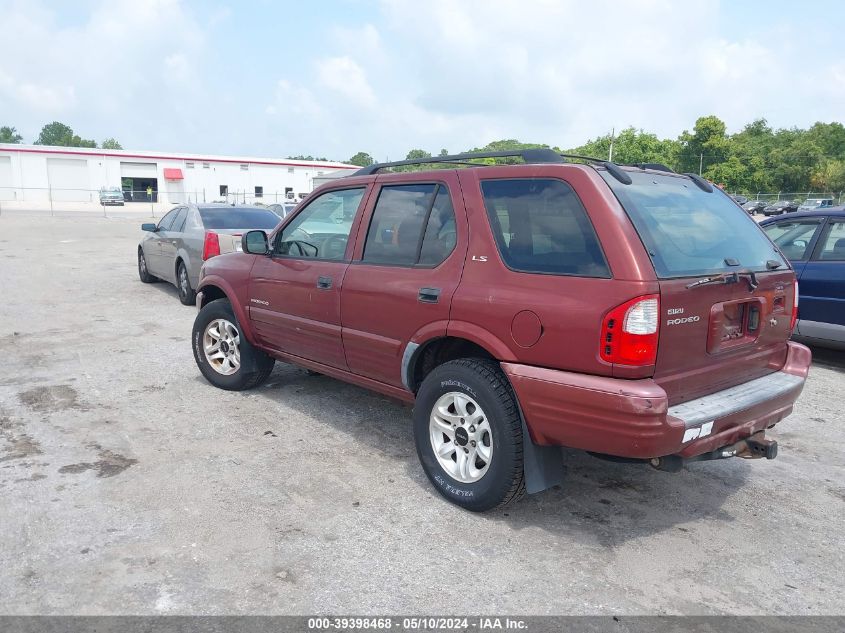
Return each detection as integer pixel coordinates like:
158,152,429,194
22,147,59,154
317,276,332,289
418,287,441,303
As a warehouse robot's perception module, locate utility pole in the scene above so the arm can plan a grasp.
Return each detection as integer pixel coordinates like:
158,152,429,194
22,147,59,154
699,152,704,176
608,127,615,162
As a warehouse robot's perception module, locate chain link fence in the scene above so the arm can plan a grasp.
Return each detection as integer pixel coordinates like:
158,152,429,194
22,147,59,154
728,191,844,204
0,186,305,216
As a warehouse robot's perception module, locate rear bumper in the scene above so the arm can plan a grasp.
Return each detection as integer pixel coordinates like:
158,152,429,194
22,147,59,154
502,341,812,459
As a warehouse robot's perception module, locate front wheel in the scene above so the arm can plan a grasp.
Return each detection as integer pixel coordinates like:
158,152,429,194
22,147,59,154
192,299,274,391
413,358,525,512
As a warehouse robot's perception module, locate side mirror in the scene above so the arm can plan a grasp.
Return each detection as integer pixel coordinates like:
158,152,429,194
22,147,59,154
141,223,157,232
242,230,269,254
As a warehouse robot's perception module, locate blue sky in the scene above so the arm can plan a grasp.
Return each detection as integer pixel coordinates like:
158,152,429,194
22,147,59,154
1,0,844,161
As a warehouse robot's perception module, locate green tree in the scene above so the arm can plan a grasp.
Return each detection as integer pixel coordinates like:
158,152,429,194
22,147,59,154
569,127,679,167
101,138,122,150
35,121,96,148
676,115,730,174
0,126,23,143
348,151,373,167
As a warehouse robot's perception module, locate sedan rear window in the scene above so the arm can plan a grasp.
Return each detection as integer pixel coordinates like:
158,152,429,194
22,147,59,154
198,207,280,230
603,171,786,278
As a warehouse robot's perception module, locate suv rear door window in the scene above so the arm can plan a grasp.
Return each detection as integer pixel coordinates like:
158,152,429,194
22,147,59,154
603,171,787,278
480,178,610,277
363,184,454,266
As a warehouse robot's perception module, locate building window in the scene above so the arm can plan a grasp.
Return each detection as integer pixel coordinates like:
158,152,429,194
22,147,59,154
288,167,294,174
186,162,195,169
219,185,228,197
255,186,263,199
240,164,249,171
203,162,210,169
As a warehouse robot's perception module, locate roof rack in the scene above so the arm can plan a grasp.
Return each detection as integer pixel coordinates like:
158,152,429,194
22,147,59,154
349,148,635,186
352,148,566,176
559,154,632,185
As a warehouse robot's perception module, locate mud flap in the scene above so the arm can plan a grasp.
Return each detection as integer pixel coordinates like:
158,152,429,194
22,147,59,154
522,421,564,494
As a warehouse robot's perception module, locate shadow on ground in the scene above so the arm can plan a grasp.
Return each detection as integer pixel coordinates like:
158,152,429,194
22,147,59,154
229,362,748,548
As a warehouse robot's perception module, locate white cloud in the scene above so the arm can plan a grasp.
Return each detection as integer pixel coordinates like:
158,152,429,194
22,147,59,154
316,56,377,108
1,0,842,160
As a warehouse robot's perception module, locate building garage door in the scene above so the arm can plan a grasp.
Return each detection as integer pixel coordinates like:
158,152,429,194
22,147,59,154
121,162,158,202
0,157,12,201
47,158,90,202
120,162,157,178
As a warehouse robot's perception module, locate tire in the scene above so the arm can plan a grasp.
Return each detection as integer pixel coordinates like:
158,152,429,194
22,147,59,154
192,299,275,391
177,261,197,306
413,358,525,512
138,247,156,283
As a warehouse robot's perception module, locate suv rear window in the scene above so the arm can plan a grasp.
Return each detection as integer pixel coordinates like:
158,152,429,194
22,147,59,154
603,171,787,278
480,178,610,277
198,207,280,230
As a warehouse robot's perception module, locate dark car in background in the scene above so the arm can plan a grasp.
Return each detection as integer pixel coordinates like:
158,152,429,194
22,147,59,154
762,200,799,216
137,203,280,305
743,200,766,215
761,208,845,349
731,194,749,206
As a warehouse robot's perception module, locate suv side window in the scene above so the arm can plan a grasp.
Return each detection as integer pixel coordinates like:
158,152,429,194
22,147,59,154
762,219,823,260
480,178,610,277
364,184,456,266
275,187,365,260
157,208,180,231
815,220,845,261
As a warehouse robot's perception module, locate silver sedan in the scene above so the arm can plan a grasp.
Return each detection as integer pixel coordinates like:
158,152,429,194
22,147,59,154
137,203,281,305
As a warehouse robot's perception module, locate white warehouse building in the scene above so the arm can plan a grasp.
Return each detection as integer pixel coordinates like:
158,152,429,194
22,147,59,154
0,143,356,209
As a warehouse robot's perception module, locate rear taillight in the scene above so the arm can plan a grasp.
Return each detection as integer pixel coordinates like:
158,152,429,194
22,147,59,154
790,279,799,332
601,295,660,366
202,231,221,260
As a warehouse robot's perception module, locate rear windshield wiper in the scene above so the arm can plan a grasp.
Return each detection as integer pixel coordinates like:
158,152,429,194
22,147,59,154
686,270,759,291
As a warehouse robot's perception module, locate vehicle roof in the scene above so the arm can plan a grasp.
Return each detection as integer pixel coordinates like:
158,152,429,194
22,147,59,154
759,207,845,223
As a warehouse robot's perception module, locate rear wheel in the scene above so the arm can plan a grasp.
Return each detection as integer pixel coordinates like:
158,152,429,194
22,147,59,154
138,247,155,283
177,261,196,306
413,358,525,512
193,299,274,390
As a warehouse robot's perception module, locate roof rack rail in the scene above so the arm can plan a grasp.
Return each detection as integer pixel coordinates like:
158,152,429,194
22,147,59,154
559,153,632,185
628,162,675,173
683,172,714,193
351,148,566,176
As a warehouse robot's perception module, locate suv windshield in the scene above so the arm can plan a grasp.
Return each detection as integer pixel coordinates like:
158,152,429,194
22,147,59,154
602,171,786,278
198,206,280,230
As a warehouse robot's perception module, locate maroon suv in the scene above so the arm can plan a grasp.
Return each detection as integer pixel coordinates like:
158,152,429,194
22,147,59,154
191,149,811,512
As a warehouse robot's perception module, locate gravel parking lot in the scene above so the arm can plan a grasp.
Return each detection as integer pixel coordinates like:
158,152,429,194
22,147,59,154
1,209,844,615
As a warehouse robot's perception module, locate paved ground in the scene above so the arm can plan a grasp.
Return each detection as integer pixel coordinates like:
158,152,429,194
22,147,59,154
1,209,843,615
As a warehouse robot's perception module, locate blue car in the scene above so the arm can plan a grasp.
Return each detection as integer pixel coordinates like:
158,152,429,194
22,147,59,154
761,208,845,349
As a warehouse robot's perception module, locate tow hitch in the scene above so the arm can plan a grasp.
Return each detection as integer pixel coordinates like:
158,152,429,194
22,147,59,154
650,431,778,472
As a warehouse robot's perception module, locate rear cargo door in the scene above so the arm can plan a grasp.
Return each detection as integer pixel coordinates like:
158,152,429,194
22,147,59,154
655,270,795,404
601,170,795,405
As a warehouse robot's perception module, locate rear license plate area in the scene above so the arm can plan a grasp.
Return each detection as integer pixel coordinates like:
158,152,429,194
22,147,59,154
707,299,763,353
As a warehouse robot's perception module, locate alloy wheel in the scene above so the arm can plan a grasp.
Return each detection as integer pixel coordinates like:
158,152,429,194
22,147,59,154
429,391,493,483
